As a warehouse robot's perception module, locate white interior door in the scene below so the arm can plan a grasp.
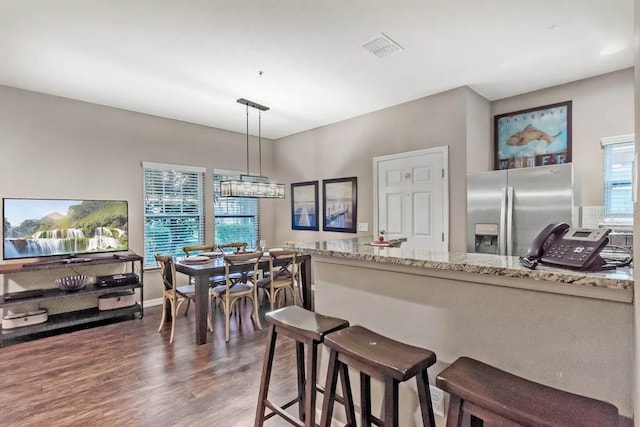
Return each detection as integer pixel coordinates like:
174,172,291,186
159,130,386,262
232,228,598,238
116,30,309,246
374,147,448,251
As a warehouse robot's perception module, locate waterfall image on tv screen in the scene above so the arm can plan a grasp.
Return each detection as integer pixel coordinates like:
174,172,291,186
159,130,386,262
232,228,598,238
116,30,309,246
3,199,128,260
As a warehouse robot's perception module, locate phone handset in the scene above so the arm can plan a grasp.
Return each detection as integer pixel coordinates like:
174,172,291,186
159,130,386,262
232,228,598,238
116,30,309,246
519,222,570,269
527,222,570,259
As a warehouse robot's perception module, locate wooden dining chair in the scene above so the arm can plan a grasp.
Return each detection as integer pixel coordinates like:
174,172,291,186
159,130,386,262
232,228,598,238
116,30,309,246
182,244,217,257
217,241,248,254
155,254,196,344
216,241,255,283
208,251,263,342
183,244,226,286
257,249,298,311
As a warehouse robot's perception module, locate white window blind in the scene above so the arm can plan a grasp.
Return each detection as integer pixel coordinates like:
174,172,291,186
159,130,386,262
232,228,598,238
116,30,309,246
143,162,205,267
602,135,635,222
214,172,259,248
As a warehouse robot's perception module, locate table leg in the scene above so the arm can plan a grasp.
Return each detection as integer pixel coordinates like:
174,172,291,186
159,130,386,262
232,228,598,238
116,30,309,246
301,256,313,311
194,274,209,345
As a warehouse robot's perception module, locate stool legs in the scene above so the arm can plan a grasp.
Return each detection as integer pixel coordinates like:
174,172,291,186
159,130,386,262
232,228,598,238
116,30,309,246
339,363,356,426
255,326,278,427
304,342,319,427
296,341,305,421
383,377,399,426
257,326,345,427
321,352,436,427
445,395,463,427
360,373,372,426
416,369,436,427
320,348,340,427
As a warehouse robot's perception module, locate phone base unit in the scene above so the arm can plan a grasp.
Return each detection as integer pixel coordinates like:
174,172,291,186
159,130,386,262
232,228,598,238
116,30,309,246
522,223,615,271
540,227,612,271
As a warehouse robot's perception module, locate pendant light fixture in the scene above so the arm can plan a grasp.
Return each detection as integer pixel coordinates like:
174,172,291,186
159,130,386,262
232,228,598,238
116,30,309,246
219,98,285,199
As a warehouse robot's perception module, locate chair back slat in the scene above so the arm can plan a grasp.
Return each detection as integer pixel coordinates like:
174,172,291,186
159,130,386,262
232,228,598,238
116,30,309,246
218,242,248,254
268,250,297,280
223,251,263,286
183,244,216,256
155,254,176,291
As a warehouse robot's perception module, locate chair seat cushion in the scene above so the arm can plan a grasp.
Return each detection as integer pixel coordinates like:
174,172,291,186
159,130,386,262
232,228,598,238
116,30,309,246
176,284,195,296
256,278,271,288
210,283,252,295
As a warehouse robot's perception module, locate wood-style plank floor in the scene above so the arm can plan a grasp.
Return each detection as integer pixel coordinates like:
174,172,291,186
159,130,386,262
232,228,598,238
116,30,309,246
0,302,300,426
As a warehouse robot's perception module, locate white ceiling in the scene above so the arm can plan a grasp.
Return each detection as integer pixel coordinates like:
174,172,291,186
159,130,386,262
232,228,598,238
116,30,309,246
0,1,634,139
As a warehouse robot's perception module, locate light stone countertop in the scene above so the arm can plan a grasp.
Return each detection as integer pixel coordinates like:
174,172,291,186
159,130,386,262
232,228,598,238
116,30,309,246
290,236,633,291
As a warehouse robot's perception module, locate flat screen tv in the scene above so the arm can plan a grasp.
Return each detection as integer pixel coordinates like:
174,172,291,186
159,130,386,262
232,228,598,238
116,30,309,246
3,198,128,260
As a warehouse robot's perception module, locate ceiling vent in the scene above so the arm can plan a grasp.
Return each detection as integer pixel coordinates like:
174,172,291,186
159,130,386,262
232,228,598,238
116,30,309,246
363,33,404,58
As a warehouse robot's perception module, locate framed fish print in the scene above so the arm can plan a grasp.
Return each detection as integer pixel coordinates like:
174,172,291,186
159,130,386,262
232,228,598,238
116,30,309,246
291,181,319,231
494,101,572,170
322,177,357,233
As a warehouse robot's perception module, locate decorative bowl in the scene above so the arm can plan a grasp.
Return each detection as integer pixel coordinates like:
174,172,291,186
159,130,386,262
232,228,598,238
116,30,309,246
55,275,91,292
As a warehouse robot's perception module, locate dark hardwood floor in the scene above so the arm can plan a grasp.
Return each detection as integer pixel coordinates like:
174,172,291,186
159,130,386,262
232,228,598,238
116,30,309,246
0,302,300,426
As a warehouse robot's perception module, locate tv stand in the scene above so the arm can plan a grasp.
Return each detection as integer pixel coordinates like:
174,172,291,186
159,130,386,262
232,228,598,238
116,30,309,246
0,255,143,347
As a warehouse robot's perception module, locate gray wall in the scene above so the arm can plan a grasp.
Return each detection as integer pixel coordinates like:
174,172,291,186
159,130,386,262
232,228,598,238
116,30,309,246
271,69,635,251
272,86,479,252
492,68,634,206
0,68,635,295
0,85,278,300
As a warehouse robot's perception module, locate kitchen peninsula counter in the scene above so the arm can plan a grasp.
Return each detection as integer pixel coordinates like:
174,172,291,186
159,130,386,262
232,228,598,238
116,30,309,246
291,236,633,423
292,236,633,302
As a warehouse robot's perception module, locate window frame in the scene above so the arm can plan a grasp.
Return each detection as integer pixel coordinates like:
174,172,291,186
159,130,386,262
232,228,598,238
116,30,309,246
601,134,635,224
142,162,205,268
213,170,260,248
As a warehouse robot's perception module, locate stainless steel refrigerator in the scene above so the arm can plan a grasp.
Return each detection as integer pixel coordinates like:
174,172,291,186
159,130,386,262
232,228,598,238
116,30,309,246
467,163,574,256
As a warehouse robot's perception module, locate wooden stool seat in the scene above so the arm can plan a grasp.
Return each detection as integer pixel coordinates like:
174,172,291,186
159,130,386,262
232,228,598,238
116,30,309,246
323,325,437,382
255,306,353,427
436,357,619,427
265,305,349,341
320,325,437,427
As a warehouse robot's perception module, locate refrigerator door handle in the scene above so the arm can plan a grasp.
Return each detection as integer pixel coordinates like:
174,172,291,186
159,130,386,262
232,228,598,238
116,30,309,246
499,187,507,255
506,186,514,256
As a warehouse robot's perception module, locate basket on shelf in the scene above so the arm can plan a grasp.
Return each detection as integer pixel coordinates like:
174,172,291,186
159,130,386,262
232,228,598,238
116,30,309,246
55,275,91,292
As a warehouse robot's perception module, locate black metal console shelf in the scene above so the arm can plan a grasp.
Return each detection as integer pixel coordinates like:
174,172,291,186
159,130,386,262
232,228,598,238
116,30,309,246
1,304,142,340
0,255,144,347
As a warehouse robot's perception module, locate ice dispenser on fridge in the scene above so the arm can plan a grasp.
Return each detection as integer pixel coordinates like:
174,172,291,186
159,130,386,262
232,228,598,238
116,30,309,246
474,223,499,254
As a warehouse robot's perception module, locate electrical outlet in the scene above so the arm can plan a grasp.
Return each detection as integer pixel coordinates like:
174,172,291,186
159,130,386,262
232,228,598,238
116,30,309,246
430,385,445,417
357,222,369,232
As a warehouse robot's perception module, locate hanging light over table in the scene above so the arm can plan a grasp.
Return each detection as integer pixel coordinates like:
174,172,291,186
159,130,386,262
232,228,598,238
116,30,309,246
220,98,285,199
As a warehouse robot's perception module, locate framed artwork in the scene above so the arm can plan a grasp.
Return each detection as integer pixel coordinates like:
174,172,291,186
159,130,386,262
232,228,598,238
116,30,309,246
290,181,319,231
322,177,357,233
494,100,572,170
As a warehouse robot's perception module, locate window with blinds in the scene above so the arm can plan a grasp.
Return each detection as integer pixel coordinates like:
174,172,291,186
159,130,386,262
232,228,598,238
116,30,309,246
143,162,205,267
602,135,635,222
214,172,259,248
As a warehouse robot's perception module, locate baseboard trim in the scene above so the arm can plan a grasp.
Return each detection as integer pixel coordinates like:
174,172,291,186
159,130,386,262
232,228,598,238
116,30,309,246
144,298,163,307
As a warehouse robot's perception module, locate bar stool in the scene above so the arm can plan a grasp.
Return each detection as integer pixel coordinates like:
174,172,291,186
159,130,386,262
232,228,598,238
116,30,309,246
436,356,619,427
254,305,355,427
320,325,437,427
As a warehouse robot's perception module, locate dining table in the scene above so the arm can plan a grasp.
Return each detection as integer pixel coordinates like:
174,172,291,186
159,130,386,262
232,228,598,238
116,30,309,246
174,252,312,345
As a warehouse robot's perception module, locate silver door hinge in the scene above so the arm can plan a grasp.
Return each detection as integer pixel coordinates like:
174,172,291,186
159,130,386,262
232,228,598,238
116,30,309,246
442,232,445,242
442,169,444,178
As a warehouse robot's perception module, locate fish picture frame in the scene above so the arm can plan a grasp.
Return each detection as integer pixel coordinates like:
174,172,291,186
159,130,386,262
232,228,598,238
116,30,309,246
291,181,319,231
494,101,572,170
